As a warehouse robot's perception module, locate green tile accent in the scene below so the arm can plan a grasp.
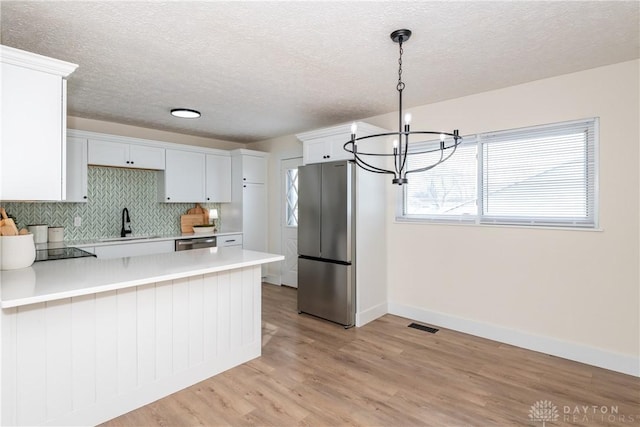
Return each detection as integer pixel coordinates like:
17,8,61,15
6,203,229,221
2,167,221,241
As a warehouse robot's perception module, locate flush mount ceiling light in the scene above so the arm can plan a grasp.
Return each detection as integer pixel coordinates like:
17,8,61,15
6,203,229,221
170,108,201,119
344,29,462,185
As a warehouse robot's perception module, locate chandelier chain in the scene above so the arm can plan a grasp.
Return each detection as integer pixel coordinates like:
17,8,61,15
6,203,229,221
397,40,405,91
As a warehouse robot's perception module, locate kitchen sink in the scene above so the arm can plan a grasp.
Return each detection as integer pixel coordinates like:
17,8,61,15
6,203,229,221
98,235,161,242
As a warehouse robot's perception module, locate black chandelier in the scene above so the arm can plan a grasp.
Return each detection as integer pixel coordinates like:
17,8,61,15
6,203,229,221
344,29,462,185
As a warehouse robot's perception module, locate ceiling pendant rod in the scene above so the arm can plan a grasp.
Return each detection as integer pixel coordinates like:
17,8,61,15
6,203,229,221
395,30,408,185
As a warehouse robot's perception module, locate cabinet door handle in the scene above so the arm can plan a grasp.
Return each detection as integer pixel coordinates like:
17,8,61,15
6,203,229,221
207,197,210,200
225,239,236,243
167,197,171,200
243,185,247,188
243,177,246,181
83,196,87,199
126,161,130,164
131,161,134,164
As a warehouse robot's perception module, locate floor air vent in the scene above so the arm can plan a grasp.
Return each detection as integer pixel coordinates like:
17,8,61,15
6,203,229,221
408,323,439,334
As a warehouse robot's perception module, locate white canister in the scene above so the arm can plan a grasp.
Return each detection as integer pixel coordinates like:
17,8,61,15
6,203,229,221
0,233,36,270
28,224,48,244
48,226,64,242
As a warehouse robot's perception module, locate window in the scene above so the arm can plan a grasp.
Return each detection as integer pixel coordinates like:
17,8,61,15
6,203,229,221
401,118,598,228
405,139,478,220
285,167,299,226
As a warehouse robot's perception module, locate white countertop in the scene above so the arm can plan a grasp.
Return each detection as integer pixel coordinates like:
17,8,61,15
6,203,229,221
0,247,283,309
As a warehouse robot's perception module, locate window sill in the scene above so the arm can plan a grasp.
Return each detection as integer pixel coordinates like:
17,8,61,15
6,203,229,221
394,216,603,232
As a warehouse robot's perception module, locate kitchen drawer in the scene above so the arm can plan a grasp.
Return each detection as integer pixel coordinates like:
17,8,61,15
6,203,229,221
217,234,243,247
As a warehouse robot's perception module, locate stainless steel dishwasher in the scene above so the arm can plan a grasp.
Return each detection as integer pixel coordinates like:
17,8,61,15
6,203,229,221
175,236,217,251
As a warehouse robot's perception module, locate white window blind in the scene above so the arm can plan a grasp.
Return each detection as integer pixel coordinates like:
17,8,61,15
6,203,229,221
480,119,597,226
400,118,598,228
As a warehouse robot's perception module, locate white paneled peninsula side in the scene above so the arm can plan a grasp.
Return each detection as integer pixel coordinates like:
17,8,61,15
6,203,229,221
0,248,283,426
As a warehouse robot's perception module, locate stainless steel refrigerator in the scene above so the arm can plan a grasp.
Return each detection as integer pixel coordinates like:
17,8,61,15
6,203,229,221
297,160,356,327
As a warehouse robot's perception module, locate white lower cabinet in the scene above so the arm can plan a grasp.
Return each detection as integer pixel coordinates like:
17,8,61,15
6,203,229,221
241,183,266,251
92,240,174,259
217,234,243,247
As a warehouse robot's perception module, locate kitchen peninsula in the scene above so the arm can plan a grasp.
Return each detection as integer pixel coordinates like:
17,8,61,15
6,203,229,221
0,247,284,426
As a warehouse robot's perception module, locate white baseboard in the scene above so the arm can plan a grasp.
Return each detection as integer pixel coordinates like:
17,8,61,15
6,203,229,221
263,274,281,285
356,302,388,327
388,302,639,377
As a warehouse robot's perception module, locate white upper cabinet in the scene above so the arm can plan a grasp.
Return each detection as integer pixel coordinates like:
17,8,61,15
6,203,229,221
0,45,77,201
129,144,166,169
297,121,388,165
205,154,232,202
65,136,88,202
242,154,267,184
303,139,340,163
88,139,165,170
159,149,206,203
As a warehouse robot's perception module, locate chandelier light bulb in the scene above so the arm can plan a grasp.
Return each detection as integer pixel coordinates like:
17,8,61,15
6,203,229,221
440,133,446,142
393,139,398,149
404,113,412,125
350,122,358,135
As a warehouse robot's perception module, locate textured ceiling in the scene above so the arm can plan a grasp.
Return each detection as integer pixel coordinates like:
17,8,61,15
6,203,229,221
1,1,638,143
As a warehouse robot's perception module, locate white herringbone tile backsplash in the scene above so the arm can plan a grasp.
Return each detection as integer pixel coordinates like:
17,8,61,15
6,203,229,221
2,167,221,241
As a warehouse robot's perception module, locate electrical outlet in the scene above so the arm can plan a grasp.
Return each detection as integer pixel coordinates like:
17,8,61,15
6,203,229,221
74,216,82,227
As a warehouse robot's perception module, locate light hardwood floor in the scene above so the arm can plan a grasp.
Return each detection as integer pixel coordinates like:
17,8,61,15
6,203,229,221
102,284,639,426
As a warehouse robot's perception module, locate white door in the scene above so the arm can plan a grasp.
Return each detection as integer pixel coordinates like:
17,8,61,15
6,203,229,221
281,157,303,287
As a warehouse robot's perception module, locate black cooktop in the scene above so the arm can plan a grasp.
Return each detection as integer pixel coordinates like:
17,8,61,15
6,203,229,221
35,247,97,262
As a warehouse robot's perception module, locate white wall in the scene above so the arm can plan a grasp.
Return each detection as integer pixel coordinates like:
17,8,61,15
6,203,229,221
68,116,244,150
368,60,639,375
253,60,639,375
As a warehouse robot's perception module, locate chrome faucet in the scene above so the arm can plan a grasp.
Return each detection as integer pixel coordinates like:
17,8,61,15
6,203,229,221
121,207,132,237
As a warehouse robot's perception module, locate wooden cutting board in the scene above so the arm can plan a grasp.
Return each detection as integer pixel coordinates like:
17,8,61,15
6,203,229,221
180,214,205,233
187,203,209,224
0,208,19,236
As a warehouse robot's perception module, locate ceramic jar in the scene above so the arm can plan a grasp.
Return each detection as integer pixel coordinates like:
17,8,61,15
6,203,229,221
0,233,36,270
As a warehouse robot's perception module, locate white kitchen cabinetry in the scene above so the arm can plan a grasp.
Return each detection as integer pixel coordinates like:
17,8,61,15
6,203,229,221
92,240,174,259
159,149,206,202
88,139,165,170
65,136,88,202
216,233,243,247
0,45,77,201
241,154,266,184
297,121,388,165
87,139,127,167
297,121,389,327
205,154,232,202
221,150,268,252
